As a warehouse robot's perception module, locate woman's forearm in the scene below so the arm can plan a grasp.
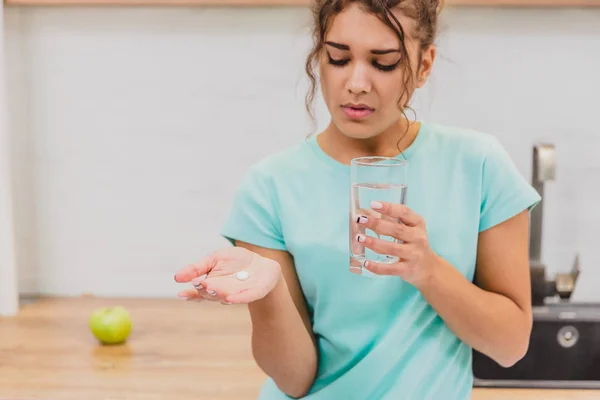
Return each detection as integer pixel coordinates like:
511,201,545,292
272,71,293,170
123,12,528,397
248,277,318,398
417,254,532,368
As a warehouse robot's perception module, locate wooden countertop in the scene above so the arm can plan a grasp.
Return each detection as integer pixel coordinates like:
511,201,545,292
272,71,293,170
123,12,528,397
1,297,599,400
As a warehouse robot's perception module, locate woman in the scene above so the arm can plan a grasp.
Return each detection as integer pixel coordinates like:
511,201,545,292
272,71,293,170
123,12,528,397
174,1,541,399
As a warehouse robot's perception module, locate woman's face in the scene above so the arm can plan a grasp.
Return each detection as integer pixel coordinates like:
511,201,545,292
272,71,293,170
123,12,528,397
319,3,435,140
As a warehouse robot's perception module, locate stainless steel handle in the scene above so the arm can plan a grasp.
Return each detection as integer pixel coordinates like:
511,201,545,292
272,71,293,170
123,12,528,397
533,144,557,183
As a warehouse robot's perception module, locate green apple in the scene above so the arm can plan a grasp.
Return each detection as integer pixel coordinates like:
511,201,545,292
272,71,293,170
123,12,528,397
89,305,132,345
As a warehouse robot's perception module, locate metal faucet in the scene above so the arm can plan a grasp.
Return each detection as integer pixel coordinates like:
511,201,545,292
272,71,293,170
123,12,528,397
529,144,580,305
530,144,556,264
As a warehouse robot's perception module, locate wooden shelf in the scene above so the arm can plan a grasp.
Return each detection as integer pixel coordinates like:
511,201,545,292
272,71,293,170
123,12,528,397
4,0,306,4
4,0,600,6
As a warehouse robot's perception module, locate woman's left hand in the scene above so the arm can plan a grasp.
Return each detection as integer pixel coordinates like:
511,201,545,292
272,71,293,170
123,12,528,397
354,201,440,287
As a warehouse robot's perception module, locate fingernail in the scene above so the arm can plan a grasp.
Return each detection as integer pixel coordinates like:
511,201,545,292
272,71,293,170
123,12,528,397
206,289,216,296
363,260,370,268
356,215,368,224
371,201,383,210
178,293,188,299
356,234,366,243
191,274,207,286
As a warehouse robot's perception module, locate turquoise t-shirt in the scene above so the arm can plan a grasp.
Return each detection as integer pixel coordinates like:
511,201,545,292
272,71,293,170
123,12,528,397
220,121,541,400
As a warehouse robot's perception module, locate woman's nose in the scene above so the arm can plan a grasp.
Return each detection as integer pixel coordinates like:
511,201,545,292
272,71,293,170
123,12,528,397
345,63,372,95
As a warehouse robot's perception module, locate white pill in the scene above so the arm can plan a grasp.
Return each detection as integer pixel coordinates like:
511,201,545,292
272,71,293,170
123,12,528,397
236,271,249,281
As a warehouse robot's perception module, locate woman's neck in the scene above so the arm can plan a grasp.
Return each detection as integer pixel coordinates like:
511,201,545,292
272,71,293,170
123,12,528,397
317,118,421,166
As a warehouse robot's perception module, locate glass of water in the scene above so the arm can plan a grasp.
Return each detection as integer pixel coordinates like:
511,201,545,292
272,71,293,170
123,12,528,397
350,157,408,276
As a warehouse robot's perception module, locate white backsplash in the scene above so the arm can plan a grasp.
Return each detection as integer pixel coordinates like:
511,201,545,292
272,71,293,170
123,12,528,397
5,5,599,300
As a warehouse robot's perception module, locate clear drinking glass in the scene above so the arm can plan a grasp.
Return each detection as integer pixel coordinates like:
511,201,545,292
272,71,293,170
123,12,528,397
350,157,408,276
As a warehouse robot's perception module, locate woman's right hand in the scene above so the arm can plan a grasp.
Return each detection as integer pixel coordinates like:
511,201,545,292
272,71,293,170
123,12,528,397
174,247,282,305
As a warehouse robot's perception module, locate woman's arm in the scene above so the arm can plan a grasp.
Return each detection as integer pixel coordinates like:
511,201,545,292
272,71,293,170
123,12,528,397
417,210,533,367
357,202,533,368
235,240,318,398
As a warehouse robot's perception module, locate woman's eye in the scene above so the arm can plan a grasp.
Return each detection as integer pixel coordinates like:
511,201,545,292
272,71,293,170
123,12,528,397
327,55,350,67
326,54,400,71
373,60,400,72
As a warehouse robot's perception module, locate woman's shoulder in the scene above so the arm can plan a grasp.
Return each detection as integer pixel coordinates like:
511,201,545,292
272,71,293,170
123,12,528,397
423,121,503,157
244,138,318,181
423,121,540,232
418,121,519,174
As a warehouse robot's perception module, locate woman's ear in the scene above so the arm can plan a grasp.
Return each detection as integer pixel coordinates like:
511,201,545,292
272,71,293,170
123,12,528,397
416,45,436,88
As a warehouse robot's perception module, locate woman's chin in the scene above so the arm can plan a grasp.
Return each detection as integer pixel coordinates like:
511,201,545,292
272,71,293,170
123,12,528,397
334,121,380,140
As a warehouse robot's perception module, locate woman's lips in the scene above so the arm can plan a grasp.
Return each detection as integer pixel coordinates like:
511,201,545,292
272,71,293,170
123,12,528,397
342,104,374,120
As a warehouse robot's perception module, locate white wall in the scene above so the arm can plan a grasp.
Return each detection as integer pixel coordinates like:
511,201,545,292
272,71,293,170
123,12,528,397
0,0,19,316
5,5,599,300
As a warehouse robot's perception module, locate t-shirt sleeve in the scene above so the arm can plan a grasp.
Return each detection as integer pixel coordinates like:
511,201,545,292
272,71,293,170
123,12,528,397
220,166,287,251
479,137,542,232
